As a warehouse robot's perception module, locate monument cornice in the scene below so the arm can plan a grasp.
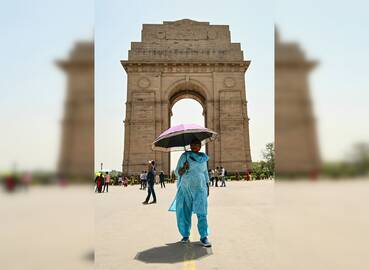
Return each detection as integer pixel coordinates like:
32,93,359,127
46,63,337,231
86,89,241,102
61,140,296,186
275,59,317,70
56,60,93,71
121,60,250,73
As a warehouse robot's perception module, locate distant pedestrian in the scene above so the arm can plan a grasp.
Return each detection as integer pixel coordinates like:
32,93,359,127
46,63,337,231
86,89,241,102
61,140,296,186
159,171,165,188
95,173,103,193
220,166,226,187
103,172,110,192
140,171,145,189
94,174,99,192
209,169,215,186
123,176,129,187
245,171,251,181
142,160,157,204
21,172,32,191
171,171,176,183
214,167,219,187
143,171,147,189
4,174,17,192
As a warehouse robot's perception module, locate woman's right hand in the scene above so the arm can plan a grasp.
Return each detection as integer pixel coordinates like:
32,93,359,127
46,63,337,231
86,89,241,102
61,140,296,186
178,162,189,176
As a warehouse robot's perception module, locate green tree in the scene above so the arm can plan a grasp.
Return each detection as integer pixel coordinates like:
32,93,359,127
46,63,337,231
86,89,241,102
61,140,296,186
348,142,369,175
262,142,275,177
109,170,120,185
251,161,268,180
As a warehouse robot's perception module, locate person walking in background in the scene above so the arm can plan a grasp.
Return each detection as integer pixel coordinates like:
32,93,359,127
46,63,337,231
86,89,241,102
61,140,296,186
209,169,214,186
21,172,32,191
95,173,103,193
142,160,157,204
159,171,166,188
245,171,251,181
220,166,226,187
94,174,99,192
143,171,147,190
171,171,176,183
103,172,110,192
155,173,160,185
123,176,129,187
118,175,123,185
214,167,219,187
4,174,17,192
140,171,145,190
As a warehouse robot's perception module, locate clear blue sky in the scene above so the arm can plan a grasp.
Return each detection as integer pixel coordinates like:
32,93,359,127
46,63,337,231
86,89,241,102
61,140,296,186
95,0,274,171
0,0,93,171
276,0,369,161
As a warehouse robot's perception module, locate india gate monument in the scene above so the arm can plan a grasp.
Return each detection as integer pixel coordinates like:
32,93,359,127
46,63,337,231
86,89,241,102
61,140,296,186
121,19,252,176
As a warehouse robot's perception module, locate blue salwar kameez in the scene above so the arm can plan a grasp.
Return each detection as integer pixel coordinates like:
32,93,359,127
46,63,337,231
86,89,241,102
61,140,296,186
169,151,210,239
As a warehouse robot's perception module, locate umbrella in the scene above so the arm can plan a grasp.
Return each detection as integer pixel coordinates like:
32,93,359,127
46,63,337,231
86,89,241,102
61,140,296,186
152,124,217,152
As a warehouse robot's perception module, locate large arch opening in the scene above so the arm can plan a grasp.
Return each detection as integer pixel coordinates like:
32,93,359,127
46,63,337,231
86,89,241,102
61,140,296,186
166,80,209,174
169,96,207,174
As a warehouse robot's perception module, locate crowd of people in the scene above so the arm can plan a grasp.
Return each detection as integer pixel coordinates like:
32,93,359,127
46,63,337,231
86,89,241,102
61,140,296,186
1,172,32,192
94,165,232,194
94,171,128,193
95,163,272,194
208,166,227,187
139,169,166,190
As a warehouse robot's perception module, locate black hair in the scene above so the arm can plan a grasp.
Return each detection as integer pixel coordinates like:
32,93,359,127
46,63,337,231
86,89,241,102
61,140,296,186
190,138,201,145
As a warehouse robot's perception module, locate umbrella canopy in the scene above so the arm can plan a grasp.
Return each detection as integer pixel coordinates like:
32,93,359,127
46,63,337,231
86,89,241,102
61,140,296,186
152,124,217,152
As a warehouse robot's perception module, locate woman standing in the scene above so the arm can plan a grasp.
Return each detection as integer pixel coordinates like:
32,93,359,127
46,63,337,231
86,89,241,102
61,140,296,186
171,138,212,247
95,173,103,193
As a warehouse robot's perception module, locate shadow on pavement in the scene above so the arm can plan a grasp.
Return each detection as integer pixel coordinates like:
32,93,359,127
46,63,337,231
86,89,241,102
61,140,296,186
83,249,94,262
135,242,213,264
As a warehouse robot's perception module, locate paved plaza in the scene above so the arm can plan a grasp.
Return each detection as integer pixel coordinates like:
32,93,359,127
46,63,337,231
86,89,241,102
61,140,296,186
95,181,274,270
0,186,93,270
2,180,368,270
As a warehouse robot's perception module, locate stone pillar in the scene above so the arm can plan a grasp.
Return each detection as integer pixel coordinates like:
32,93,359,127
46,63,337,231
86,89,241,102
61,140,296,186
161,101,170,175
122,73,158,175
206,99,215,170
57,42,94,181
275,30,321,175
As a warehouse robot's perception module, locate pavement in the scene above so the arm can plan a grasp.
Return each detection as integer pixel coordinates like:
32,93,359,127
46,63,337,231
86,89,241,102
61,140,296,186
3,179,367,270
0,185,93,270
95,180,274,270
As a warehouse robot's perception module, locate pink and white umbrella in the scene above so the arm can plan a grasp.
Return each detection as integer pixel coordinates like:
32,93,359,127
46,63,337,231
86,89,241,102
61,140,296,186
152,124,217,152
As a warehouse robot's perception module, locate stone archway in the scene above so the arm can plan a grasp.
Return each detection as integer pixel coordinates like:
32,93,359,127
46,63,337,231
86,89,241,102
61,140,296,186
121,19,252,176
167,79,208,124
167,81,208,172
